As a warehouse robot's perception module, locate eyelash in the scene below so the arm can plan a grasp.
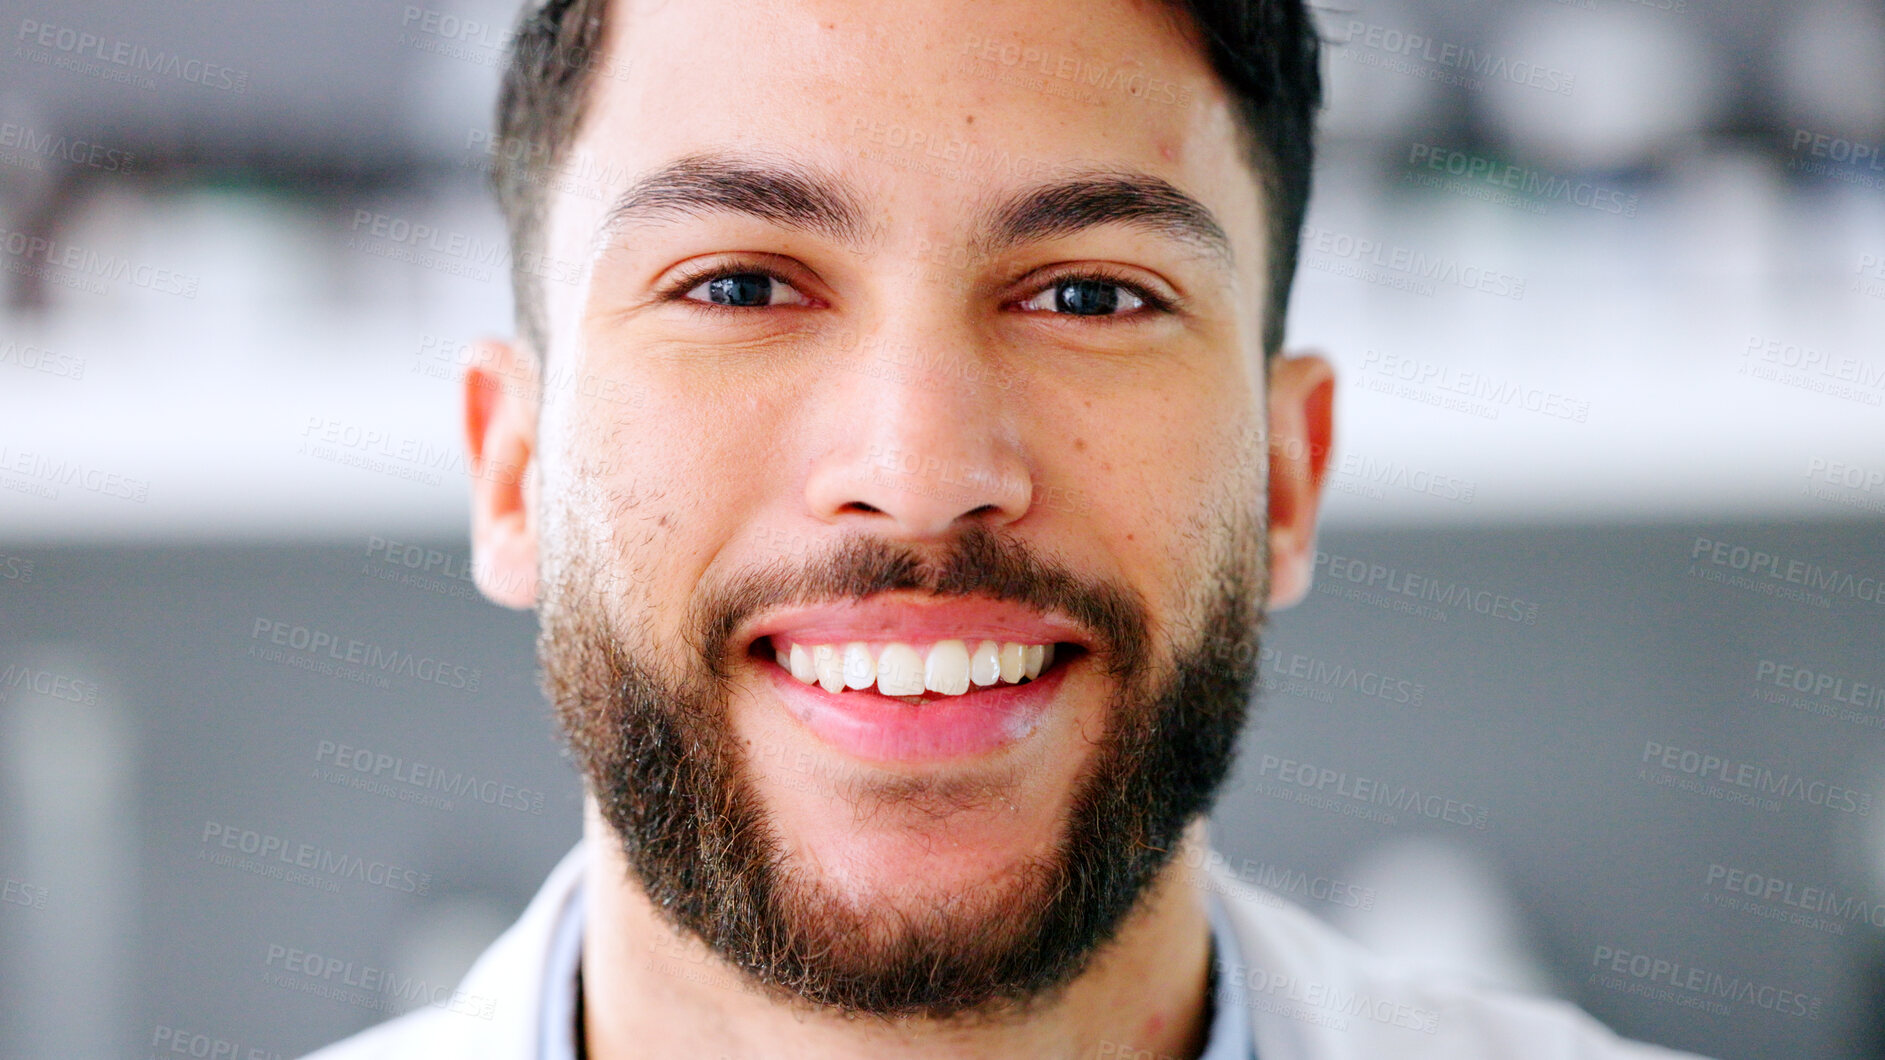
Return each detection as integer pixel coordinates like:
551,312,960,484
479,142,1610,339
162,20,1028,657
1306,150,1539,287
656,260,805,317
655,260,1175,320
1025,268,1176,318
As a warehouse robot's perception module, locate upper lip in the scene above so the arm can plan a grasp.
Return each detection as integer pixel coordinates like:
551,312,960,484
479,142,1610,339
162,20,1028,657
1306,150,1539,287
739,593,1095,652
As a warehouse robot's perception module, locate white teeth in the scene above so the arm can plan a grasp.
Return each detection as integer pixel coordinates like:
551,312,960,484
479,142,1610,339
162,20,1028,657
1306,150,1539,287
813,644,845,693
876,643,926,696
925,640,971,695
789,643,816,684
842,642,876,690
998,642,1025,683
774,638,1062,699
970,640,1001,687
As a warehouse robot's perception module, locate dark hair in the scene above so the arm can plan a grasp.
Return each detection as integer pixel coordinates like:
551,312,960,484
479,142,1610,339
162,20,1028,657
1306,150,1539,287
494,0,1320,358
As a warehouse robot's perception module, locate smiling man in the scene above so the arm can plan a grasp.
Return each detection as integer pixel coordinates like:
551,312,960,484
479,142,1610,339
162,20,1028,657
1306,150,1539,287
308,1,1703,1058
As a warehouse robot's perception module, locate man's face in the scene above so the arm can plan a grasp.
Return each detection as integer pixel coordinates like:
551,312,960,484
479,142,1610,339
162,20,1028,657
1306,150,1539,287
472,0,1331,1020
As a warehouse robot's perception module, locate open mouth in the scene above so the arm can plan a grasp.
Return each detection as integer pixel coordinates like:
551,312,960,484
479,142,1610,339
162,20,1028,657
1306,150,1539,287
751,636,1086,706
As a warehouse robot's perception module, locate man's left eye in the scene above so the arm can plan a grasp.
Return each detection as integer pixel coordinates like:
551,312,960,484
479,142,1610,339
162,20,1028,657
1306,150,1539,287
1017,278,1147,316
683,272,813,308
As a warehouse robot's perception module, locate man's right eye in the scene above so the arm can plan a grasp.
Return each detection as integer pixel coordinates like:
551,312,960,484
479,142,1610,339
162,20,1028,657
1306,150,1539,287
680,271,814,309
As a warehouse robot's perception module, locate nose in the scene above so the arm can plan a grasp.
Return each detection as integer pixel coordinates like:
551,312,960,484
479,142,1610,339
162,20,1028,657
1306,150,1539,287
802,325,1033,540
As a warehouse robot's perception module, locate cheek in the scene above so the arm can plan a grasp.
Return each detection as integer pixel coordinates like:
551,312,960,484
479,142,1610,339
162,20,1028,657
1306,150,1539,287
1070,397,1260,598
539,400,675,586
557,387,784,596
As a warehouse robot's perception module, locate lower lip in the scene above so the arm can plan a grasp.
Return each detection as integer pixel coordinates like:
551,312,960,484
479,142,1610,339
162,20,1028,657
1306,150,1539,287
758,650,1075,763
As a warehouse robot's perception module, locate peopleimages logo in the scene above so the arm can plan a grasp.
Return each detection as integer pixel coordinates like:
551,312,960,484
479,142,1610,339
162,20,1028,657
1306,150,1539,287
0,445,151,503
365,535,476,585
960,33,1196,107
200,821,432,895
1255,754,1491,831
314,740,546,815
1857,252,1885,301
1791,129,1885,171
0,225,200,298
15,18,250,93
0,339,86,380
1221,961,1442,1035
1180,846,1378,911
1359,349,1592,424
1705,863,1885,932
1314,550,1540,624
1740,334,1885,406
1755,659,1885,713
1301,224,1525,300
0,121,134,173
248,617,482,692
1332,20,1575,95
1640,740,1872,816
2,877,48,910
1589,945,1824,1020
263,943,496,1021
0,664,101,705
1689,536,1885,607
1257,647,1425,706
1806,456,1885,495
0,552,34,582
1405,143,1638,217
149,1024,281,1060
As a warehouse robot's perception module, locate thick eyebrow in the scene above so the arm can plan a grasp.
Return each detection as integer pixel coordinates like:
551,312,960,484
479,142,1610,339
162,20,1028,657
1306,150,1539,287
599,153,1232,270
976,169,1234,270
600,151,874,247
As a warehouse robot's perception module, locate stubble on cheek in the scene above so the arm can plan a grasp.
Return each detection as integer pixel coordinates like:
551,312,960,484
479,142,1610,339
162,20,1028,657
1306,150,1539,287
1131,417,1268,686
537,398,687,606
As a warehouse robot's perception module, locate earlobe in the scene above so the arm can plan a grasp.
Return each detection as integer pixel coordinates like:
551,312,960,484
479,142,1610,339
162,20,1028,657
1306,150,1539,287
464,339,541,609
1264,351,1336,611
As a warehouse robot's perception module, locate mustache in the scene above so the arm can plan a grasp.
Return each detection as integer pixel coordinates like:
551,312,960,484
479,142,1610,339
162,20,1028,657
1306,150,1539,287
682,521,1154,683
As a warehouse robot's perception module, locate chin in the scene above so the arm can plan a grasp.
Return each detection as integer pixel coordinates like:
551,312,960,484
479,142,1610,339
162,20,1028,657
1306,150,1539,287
727,658,1111,897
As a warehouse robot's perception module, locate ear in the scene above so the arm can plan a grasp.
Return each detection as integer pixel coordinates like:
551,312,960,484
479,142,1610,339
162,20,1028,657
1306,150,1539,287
465,339,540,609
1265,351,1336,611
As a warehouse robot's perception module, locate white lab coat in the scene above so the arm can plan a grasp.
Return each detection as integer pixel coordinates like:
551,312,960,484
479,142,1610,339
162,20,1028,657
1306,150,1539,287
302,842,1710,1059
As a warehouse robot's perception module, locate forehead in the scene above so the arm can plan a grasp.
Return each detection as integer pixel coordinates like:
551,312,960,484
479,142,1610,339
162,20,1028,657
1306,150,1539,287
555,0,1263,262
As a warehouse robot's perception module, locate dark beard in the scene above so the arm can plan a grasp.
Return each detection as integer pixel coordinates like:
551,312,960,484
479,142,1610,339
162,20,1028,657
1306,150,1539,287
539,519,1265,1020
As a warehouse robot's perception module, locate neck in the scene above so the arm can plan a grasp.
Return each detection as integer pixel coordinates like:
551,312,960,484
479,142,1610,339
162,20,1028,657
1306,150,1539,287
577,800,1217,1060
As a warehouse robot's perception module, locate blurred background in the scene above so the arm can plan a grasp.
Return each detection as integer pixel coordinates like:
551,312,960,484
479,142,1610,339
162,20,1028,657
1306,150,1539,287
0,0,1881,1057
